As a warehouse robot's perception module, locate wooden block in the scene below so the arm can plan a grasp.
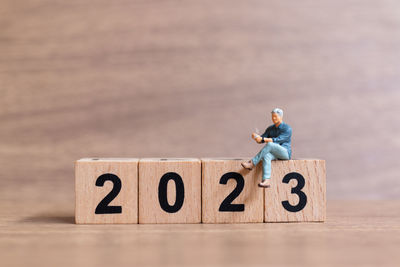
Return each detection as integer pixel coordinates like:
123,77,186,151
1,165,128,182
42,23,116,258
264,159,326,222
75,158,138,224
138,158,201,223
201,158,264,223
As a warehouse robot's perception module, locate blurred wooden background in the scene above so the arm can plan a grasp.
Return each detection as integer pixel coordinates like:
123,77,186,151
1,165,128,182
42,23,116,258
1,0,400,205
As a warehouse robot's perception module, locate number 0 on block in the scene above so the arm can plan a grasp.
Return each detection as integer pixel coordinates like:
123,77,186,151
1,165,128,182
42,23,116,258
138,158,201,223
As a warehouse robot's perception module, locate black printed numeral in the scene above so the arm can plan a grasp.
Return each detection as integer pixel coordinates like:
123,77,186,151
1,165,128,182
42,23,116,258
95,173,122,214
281,172,307,212
158,172,185,213
219,172,245,212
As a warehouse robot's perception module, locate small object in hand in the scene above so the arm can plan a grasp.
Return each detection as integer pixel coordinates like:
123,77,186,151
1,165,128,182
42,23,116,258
252,133,260,140
258,179,271,188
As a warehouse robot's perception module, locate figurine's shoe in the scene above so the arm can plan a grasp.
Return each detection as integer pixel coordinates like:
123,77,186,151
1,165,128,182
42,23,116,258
241,160,254,170
258,179,271,188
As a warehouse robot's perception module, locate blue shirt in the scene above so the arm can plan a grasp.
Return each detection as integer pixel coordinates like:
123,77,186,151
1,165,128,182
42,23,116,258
261,122,292,158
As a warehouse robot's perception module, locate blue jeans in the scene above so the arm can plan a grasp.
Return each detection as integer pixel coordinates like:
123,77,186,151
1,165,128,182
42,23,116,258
252,142,289,181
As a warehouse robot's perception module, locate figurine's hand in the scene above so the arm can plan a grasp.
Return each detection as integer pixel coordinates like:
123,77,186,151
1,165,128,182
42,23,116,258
255,136,263,143
251,133,258,140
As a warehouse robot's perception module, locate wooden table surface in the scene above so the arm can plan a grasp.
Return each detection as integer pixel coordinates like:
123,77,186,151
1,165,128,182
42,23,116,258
1,199,399,267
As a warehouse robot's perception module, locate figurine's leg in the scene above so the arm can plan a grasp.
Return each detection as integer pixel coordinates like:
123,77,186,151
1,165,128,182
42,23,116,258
261,152,276,180
268,143,290,160
251,142,274,166
254,143,289,186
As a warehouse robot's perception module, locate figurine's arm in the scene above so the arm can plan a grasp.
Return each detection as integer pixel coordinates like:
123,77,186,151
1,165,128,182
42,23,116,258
259,128,273,143
271,127,292,143
260,128,270,138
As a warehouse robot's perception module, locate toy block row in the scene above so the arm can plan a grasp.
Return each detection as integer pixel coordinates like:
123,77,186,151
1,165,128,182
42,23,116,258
75,158,326,224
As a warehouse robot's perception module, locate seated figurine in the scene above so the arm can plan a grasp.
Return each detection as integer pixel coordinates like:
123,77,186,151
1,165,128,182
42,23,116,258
241,108,292,188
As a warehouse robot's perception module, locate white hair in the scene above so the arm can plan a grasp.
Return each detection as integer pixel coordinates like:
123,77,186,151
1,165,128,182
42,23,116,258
271,108,283,117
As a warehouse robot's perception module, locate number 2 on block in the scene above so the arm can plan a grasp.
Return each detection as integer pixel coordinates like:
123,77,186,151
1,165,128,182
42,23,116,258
219,172,245,212
95,173,122,214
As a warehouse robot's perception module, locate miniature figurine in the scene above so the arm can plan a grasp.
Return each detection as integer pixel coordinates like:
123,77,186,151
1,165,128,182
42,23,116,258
241,108,292,188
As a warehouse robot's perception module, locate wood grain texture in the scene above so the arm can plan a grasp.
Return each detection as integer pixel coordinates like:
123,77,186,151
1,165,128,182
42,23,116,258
75,158,138,224
264,159,326,222
201,158,264,223
138,158,201,223
1,199,400,267
0,0,399,203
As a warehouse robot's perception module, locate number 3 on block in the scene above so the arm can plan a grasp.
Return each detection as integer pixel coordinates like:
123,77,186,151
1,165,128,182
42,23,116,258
281,172,307,213
264,159,326,222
